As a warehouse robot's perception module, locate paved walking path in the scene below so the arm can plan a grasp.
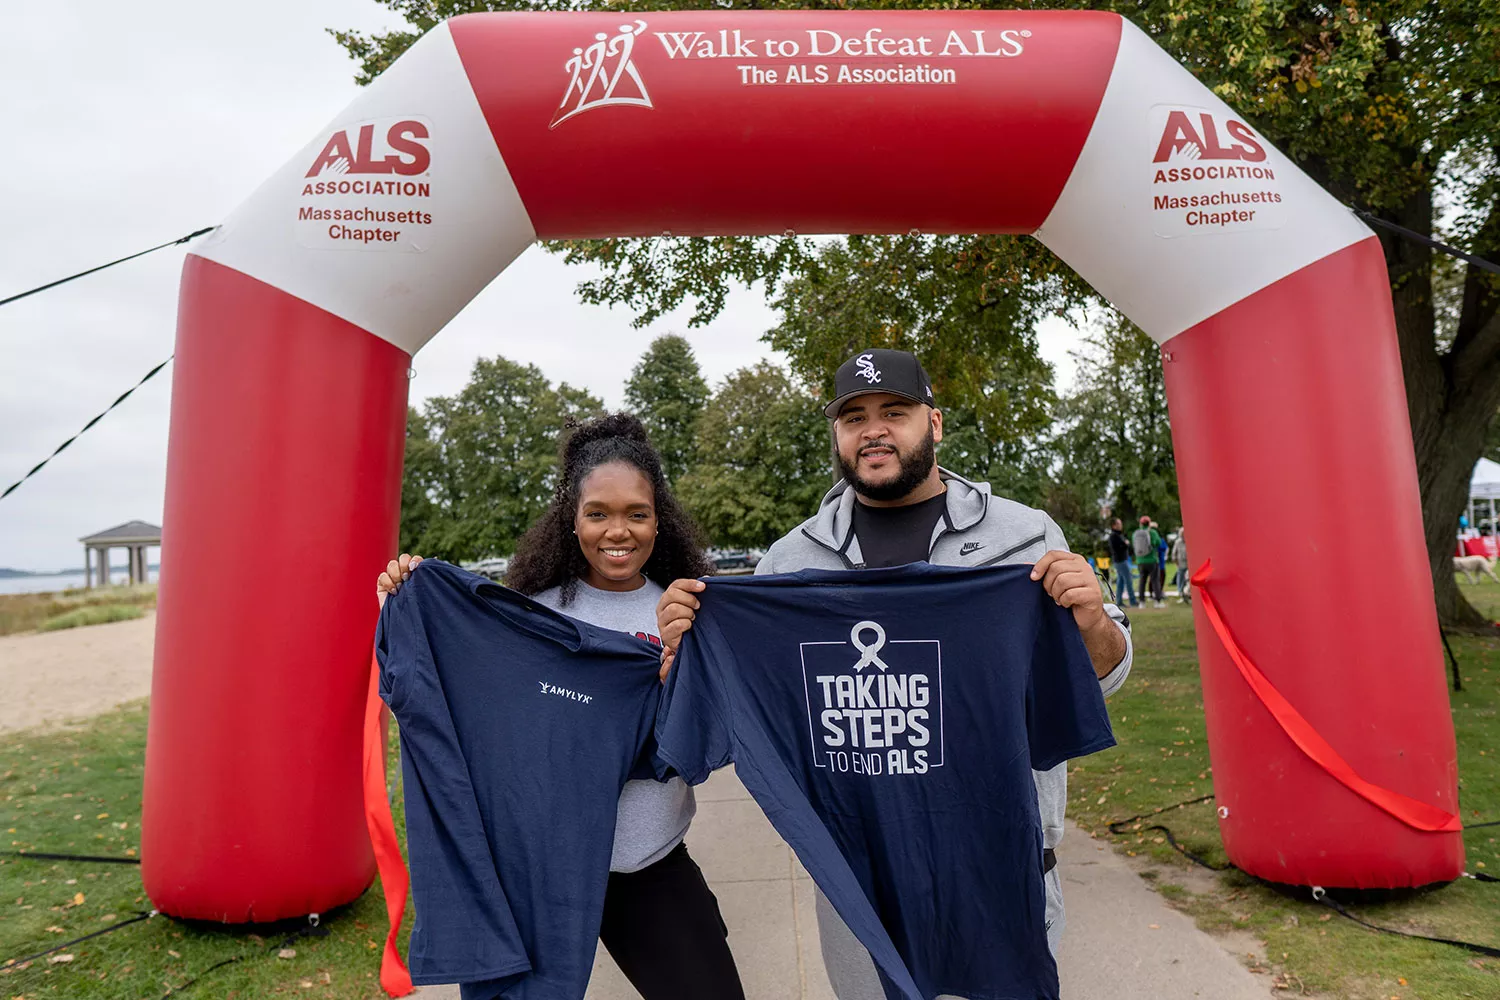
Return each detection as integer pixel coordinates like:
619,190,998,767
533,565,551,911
420,765,1276,1000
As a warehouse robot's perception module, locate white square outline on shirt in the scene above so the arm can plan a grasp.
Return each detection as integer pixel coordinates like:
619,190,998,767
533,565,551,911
799,638,945,771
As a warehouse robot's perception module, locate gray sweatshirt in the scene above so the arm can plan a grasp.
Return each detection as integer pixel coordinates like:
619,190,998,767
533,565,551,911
531,578,695,874
754,468,1132,999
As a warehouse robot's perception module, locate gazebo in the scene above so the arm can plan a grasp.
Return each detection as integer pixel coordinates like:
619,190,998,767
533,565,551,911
79,520,161,588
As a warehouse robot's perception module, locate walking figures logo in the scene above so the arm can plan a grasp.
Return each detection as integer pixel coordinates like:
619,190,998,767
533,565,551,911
551,21,653,129
855,353,882,384
801,621,944,777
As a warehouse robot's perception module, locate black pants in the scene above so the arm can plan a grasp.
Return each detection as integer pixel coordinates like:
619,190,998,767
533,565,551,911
1138,562,1160,601
598,842,746,1000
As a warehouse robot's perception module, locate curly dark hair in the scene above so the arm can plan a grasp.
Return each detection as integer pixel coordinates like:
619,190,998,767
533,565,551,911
506,412,714,605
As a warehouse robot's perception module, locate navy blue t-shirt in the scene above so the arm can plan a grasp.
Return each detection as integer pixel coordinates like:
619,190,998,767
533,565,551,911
654,563,1115,1000
375,560,663,1000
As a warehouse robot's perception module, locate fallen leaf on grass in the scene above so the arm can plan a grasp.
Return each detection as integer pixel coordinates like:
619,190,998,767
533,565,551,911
300,979,313,988
277,948,296,960
167,950,180,959
44,926,64,934
48,954,73,964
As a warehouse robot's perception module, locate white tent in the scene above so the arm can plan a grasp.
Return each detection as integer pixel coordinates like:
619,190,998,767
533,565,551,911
1466,457,1500,533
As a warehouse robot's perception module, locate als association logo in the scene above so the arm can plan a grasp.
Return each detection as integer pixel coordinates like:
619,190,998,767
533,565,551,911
1152,109,1266,164
305,119,431,178
552,20,653,129
801,621,943,777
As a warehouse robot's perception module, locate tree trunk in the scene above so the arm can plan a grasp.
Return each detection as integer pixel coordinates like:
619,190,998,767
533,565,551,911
1418,412,1492,628
1382,187,1500,628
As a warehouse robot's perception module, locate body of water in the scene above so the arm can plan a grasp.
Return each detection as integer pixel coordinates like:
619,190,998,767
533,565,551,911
0,569,158,596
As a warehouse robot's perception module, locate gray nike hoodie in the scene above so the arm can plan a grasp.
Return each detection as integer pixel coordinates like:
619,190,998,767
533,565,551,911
754,467,1132,1000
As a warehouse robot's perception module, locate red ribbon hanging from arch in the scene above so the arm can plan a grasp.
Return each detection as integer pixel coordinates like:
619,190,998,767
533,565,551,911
1190,560,1460,833
363,650,415,996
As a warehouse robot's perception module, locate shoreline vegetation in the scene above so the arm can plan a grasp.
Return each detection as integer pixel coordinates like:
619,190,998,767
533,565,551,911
0,585,157,637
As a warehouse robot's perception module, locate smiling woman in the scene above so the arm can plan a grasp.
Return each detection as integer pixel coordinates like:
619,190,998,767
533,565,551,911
504,412,713,606
375,413,741,999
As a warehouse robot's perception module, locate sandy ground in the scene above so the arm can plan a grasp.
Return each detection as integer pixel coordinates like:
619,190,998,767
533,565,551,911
0,612,156,733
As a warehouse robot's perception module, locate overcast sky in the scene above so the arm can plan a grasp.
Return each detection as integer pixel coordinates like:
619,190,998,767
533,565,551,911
0,0,1082,572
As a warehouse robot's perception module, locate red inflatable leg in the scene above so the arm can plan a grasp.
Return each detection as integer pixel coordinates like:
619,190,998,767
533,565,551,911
1162,237,1464,888
142,256,409,921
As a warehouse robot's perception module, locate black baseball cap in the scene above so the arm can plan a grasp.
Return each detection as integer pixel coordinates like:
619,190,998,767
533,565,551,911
824,348,936,418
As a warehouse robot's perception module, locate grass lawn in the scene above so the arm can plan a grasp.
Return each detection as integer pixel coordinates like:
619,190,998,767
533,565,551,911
1068,579,1499,1000
0,702,412,998
0,586,157,638
1,579,1496,998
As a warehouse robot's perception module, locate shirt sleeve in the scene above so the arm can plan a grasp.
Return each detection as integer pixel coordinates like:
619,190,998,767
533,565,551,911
375,588,531,986
653,605,734,785
1025,596,1118,773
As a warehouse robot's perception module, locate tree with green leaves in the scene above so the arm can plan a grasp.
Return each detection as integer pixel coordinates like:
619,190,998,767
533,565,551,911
338,0,1500,624
398,405,444,556
624,334,709,484
676,362,831,548
1052,316,1180,540
764,232,1062,512
401,356,603,560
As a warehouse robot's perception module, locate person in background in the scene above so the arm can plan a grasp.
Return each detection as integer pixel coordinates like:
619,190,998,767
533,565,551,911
1152,520,1169,600
1170,526,1189,602
1107,517,1138,608
375,413,745,1000
1132,516,1164,608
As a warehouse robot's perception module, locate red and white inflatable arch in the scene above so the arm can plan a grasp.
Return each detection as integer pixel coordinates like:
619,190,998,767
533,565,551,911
143,10,1464,922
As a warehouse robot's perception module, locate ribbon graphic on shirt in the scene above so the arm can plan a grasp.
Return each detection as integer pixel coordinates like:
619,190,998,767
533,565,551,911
801,621,943,776
851,621,891,672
